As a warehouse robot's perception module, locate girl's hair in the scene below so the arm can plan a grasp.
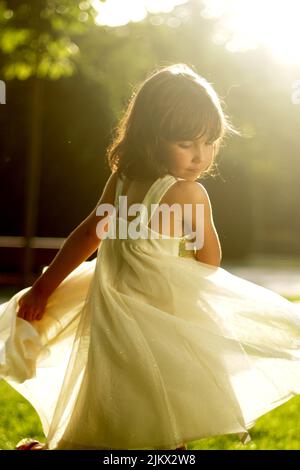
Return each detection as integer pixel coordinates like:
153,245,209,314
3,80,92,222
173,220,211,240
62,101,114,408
106,63,240,182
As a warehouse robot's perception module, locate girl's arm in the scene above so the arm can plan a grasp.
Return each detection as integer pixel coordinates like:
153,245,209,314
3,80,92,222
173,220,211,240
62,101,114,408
32,171,118,298
182,181,222,267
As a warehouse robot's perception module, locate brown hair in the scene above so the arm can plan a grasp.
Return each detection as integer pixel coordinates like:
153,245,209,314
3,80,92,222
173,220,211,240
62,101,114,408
106,63,240,182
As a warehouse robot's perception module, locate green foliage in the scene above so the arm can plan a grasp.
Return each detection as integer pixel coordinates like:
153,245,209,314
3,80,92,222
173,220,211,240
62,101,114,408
0,0,98,80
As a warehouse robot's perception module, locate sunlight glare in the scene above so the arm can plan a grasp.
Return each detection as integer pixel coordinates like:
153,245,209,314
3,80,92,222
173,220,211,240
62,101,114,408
201,0,300,65
92,0,188,27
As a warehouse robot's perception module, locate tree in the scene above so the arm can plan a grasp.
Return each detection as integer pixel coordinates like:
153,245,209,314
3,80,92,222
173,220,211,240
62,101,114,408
0,0,99,286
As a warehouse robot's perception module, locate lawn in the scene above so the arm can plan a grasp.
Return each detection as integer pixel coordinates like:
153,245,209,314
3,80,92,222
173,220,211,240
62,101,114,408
0,380,45,450
1,373,300,450
1,290,300,450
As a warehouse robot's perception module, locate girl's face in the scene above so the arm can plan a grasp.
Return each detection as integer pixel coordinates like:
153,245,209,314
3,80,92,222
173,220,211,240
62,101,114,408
161,135,215,181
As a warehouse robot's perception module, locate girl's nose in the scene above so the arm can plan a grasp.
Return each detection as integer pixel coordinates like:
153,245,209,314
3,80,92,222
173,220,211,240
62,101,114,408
192,149,203,162
193,142,205,161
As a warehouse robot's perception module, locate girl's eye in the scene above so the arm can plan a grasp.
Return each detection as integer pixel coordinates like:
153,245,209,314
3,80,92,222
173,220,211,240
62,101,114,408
179,142,192,149
178,141,214,149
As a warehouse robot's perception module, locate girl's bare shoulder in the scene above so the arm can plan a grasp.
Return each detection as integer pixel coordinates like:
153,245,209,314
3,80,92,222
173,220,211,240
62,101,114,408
162,179,210,206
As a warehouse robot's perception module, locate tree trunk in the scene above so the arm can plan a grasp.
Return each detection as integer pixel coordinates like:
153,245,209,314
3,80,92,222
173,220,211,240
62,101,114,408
23,77,44,287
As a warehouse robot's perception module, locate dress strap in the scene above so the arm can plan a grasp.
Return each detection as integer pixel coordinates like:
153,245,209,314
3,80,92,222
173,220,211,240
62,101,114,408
114,176,125,209
141,175,184,226
114,174,176,210
114,173,186,227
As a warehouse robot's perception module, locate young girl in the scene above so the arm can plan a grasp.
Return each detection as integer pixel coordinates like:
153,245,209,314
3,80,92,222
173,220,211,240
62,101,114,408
1,63,300,451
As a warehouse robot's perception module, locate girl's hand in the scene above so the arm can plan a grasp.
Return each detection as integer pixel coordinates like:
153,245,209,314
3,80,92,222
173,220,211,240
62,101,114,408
17,287,49,322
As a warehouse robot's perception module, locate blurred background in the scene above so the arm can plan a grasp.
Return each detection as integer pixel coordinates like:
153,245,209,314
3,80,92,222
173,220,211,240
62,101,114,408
1,0,300,298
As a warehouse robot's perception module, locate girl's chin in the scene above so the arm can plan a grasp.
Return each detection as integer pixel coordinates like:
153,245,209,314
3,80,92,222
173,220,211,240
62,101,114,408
169,170,201,180
185,172,201,180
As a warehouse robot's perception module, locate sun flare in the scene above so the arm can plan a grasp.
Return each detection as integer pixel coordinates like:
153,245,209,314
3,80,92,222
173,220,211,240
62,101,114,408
201,0,300,65
91,0,188,27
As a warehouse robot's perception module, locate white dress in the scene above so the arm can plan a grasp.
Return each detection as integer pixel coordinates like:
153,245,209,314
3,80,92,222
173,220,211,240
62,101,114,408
1,173,300,450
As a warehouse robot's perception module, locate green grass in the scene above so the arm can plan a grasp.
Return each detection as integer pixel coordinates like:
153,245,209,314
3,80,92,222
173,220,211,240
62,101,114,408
188,396,300,449
0,380,44,450
1,286,300,450
1,377,300,450
284,296,300,302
